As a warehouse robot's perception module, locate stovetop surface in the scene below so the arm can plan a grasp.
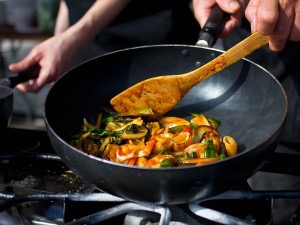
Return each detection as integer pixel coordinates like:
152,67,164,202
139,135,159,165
0,127,93,194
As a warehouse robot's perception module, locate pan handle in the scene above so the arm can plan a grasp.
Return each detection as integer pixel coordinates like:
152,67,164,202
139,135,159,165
0,65,40,88
196,4,230,47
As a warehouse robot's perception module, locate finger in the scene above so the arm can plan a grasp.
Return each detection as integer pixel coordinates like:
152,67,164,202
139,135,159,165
216,0,241,13
16,81,41,93
31,69,51,92
245,0,259,32
216,0,246,36
289,0,300,41
15,65,50,93
193,0,216,27
9,52,40,72
15,83,28,93
255,0,279,35
16,80,42,93
246,0,279,34
269,0,295,51
193,0,243,37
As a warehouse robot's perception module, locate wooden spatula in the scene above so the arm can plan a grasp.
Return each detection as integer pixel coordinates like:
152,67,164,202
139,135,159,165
110,32,269,115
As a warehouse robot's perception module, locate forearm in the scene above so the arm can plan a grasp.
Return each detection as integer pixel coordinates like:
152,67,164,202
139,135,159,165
60,0,131,55
54,0,69,35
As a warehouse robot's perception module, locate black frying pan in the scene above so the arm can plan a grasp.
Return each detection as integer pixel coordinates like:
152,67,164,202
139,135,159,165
44,44,287,204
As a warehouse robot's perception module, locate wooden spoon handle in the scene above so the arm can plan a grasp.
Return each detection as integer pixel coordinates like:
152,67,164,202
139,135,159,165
187,32,269,85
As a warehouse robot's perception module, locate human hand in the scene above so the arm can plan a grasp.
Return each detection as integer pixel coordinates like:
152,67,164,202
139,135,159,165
193,0,248,38
9,34,75,93
245,0,300,51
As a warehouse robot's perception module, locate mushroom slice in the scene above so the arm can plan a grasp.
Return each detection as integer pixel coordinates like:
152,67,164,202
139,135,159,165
121,125,148,139
194,125,220,143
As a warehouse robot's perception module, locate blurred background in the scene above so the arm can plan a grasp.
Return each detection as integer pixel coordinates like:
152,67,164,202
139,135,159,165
0,0,60,130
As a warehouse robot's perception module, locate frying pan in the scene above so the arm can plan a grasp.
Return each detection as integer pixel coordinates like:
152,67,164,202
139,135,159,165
0,66,40,129
44,44,287,204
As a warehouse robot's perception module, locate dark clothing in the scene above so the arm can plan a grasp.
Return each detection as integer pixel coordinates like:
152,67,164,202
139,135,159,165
64,0,200,63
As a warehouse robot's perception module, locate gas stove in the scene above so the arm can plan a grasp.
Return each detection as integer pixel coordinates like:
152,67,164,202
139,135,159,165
0,127,300,225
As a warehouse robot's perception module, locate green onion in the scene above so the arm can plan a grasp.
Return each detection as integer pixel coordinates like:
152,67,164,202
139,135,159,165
204,140,216,158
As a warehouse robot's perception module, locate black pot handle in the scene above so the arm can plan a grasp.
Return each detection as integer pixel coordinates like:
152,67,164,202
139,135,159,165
0,65,40,88
197,4,230,47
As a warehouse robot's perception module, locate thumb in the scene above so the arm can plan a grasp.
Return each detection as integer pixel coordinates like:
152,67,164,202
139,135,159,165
216,0,241,13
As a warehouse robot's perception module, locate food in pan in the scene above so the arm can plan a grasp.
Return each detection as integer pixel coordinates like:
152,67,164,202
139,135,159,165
71,108,237,167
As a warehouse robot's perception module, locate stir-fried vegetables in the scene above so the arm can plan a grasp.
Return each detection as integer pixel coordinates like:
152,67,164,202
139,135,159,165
71,109,237,168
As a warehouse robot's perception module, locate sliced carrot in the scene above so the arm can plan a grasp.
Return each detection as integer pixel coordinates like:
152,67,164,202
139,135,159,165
127,157,137,166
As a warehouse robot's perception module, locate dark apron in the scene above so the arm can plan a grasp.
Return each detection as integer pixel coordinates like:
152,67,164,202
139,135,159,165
64,0,199,63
